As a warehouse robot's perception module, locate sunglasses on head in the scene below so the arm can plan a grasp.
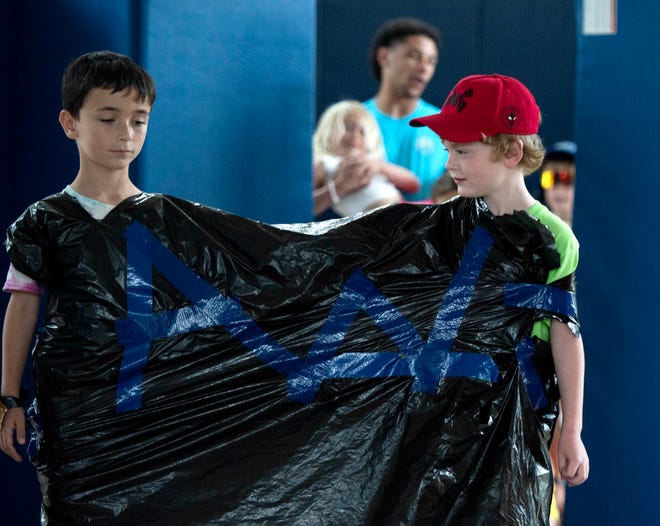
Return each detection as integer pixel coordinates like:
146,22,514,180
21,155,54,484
540,169,574,189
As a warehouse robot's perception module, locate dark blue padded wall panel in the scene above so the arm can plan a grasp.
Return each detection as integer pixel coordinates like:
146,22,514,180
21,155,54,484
0,8,16,281
141,0,315,223
567,1,660,524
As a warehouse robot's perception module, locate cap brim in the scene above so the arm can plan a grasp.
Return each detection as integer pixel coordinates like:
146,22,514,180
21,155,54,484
409,113,486,143
409,115,433,128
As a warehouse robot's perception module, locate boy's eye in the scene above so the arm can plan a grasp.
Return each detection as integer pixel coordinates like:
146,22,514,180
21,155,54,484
99,118,115,123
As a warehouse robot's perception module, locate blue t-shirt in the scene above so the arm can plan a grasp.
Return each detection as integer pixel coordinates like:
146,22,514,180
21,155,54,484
364,98,448,201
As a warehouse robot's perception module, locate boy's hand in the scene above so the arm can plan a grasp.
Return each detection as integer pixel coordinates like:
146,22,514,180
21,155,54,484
558,429,589,486
0,408,26,462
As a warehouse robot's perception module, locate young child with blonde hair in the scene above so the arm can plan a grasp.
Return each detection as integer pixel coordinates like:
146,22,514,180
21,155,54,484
313,100,419,217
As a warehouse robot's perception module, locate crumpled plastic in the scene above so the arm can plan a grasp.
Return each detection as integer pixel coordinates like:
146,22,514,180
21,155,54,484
6,192,578,525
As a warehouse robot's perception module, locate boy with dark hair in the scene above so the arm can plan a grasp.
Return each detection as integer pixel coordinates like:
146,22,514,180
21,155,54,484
0,50,156,521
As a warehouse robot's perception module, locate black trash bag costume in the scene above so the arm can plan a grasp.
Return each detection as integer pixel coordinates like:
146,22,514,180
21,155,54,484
6,192,578,525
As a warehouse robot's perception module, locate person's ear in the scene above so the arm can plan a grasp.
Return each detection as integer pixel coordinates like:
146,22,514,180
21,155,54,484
504,138,524,166
376,46,389,69
59,110,78,140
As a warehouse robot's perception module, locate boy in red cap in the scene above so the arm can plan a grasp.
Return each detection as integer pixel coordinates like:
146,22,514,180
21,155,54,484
411,73,589,507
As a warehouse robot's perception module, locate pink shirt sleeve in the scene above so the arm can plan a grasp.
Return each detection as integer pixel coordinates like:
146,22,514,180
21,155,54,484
3,264,45,295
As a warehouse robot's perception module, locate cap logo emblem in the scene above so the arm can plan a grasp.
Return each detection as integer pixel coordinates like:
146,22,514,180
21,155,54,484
446,88,473,112
502,105,521,129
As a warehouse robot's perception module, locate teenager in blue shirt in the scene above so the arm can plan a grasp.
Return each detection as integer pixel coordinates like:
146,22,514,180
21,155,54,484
363,17,448,201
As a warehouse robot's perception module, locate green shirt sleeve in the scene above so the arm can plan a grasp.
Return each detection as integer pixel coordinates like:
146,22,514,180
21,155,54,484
526,201,579,340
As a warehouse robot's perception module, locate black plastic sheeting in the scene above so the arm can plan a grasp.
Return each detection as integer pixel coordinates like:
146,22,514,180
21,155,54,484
6,193,578,525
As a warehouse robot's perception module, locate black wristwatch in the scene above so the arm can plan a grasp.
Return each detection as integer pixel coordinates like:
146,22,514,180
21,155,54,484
0,392,27,427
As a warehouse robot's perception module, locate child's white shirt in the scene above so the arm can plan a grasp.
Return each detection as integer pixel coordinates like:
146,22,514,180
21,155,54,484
321,154,401,217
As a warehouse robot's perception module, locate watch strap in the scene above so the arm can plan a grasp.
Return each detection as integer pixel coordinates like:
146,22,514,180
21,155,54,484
0,396,22,409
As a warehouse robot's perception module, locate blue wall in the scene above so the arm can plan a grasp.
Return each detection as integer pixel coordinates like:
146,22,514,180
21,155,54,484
567,1,660,524
141,1,315,223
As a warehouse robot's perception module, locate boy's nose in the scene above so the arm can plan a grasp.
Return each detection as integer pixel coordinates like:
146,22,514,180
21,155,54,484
117,121,133,140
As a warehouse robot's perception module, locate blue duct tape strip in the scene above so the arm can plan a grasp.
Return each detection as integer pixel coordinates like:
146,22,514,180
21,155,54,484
503,283,576,319
515,337,548,410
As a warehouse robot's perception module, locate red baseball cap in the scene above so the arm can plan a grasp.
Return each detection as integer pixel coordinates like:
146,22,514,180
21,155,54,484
409,74,540,142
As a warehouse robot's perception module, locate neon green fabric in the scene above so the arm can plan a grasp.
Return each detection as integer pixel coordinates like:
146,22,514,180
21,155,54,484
527,201,579,341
